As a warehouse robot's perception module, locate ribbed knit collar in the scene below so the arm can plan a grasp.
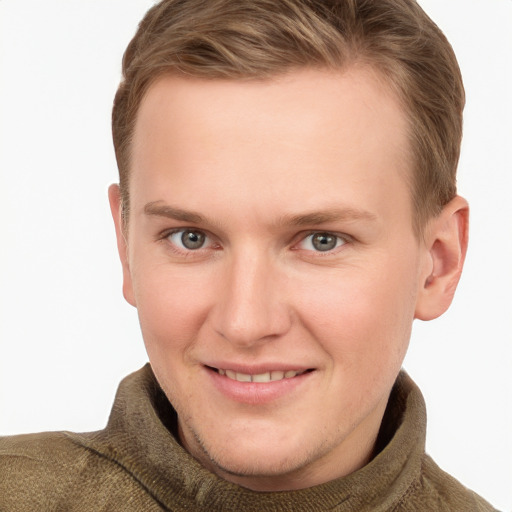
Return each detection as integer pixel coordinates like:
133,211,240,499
76,365,427,511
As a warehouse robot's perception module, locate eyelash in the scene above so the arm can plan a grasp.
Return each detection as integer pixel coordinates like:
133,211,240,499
296,232,349,253
160,228,218,255
159,228,350,256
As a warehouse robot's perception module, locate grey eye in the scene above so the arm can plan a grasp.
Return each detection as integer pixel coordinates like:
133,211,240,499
299,232,345,252
169,229,207,250
311,233,338,251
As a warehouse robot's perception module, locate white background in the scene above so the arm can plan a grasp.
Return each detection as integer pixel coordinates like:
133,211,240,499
0,1,511,510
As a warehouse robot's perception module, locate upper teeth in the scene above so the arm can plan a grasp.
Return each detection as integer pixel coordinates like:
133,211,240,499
218,369,305,383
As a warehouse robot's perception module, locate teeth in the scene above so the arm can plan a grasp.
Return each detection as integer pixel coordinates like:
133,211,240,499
252,372,271,383
237,372,252,383
271,370,285,381
218,368,304,382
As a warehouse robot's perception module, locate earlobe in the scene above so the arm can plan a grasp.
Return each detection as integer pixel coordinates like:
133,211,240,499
414,196,469,321
108,184,136,307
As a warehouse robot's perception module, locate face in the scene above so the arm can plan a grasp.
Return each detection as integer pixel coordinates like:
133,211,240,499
112,68,435,491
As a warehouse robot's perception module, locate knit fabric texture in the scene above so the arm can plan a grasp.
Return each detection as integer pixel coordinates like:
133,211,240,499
0,365,498,511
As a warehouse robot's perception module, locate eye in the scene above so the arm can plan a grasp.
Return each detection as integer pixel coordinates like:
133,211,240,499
168,229,210,250
298,232,346,252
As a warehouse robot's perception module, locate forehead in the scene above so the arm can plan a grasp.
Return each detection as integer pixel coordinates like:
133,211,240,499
130,67,412,226
133,66,408,154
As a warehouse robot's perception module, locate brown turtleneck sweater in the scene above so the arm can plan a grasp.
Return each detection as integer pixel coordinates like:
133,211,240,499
0,365,497,511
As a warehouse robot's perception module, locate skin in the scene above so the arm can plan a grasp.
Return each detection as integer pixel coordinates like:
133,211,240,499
109,67,468,491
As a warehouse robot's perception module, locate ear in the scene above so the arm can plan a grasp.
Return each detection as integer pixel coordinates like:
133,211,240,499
414,195,469,321
108,184,136,307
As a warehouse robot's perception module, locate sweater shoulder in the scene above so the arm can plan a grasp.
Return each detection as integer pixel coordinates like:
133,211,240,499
1,430,86,465
0,431,164,511
0,430,90,485
393,454,498,512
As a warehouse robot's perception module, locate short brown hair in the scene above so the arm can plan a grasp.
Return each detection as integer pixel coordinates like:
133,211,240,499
112,0,464,233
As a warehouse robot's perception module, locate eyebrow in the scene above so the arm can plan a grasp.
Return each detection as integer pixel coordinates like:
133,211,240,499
144,202,205,224
280,208,378,227
143,201,377,227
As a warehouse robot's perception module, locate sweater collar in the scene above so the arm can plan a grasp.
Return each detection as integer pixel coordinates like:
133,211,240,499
82,365,426,511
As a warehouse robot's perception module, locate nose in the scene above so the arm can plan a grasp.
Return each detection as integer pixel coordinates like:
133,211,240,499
211,250,292,348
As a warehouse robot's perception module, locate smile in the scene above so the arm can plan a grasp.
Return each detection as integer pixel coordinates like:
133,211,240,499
214,368,310,383
206,365,315,404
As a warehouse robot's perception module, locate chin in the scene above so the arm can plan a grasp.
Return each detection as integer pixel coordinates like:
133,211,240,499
184,419,333,487
206,449,318,491
212,444,306,476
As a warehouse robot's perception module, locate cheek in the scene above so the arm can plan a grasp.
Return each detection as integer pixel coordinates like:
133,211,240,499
131,264,214,409
295,257,418,369
131,262,213,356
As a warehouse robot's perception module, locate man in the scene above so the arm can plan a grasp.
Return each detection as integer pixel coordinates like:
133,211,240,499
0,0,500,510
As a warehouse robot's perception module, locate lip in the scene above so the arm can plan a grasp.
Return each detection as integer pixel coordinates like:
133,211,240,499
204,363,315,405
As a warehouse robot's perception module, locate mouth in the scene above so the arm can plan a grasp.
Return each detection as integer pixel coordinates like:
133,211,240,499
207,366,313,383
